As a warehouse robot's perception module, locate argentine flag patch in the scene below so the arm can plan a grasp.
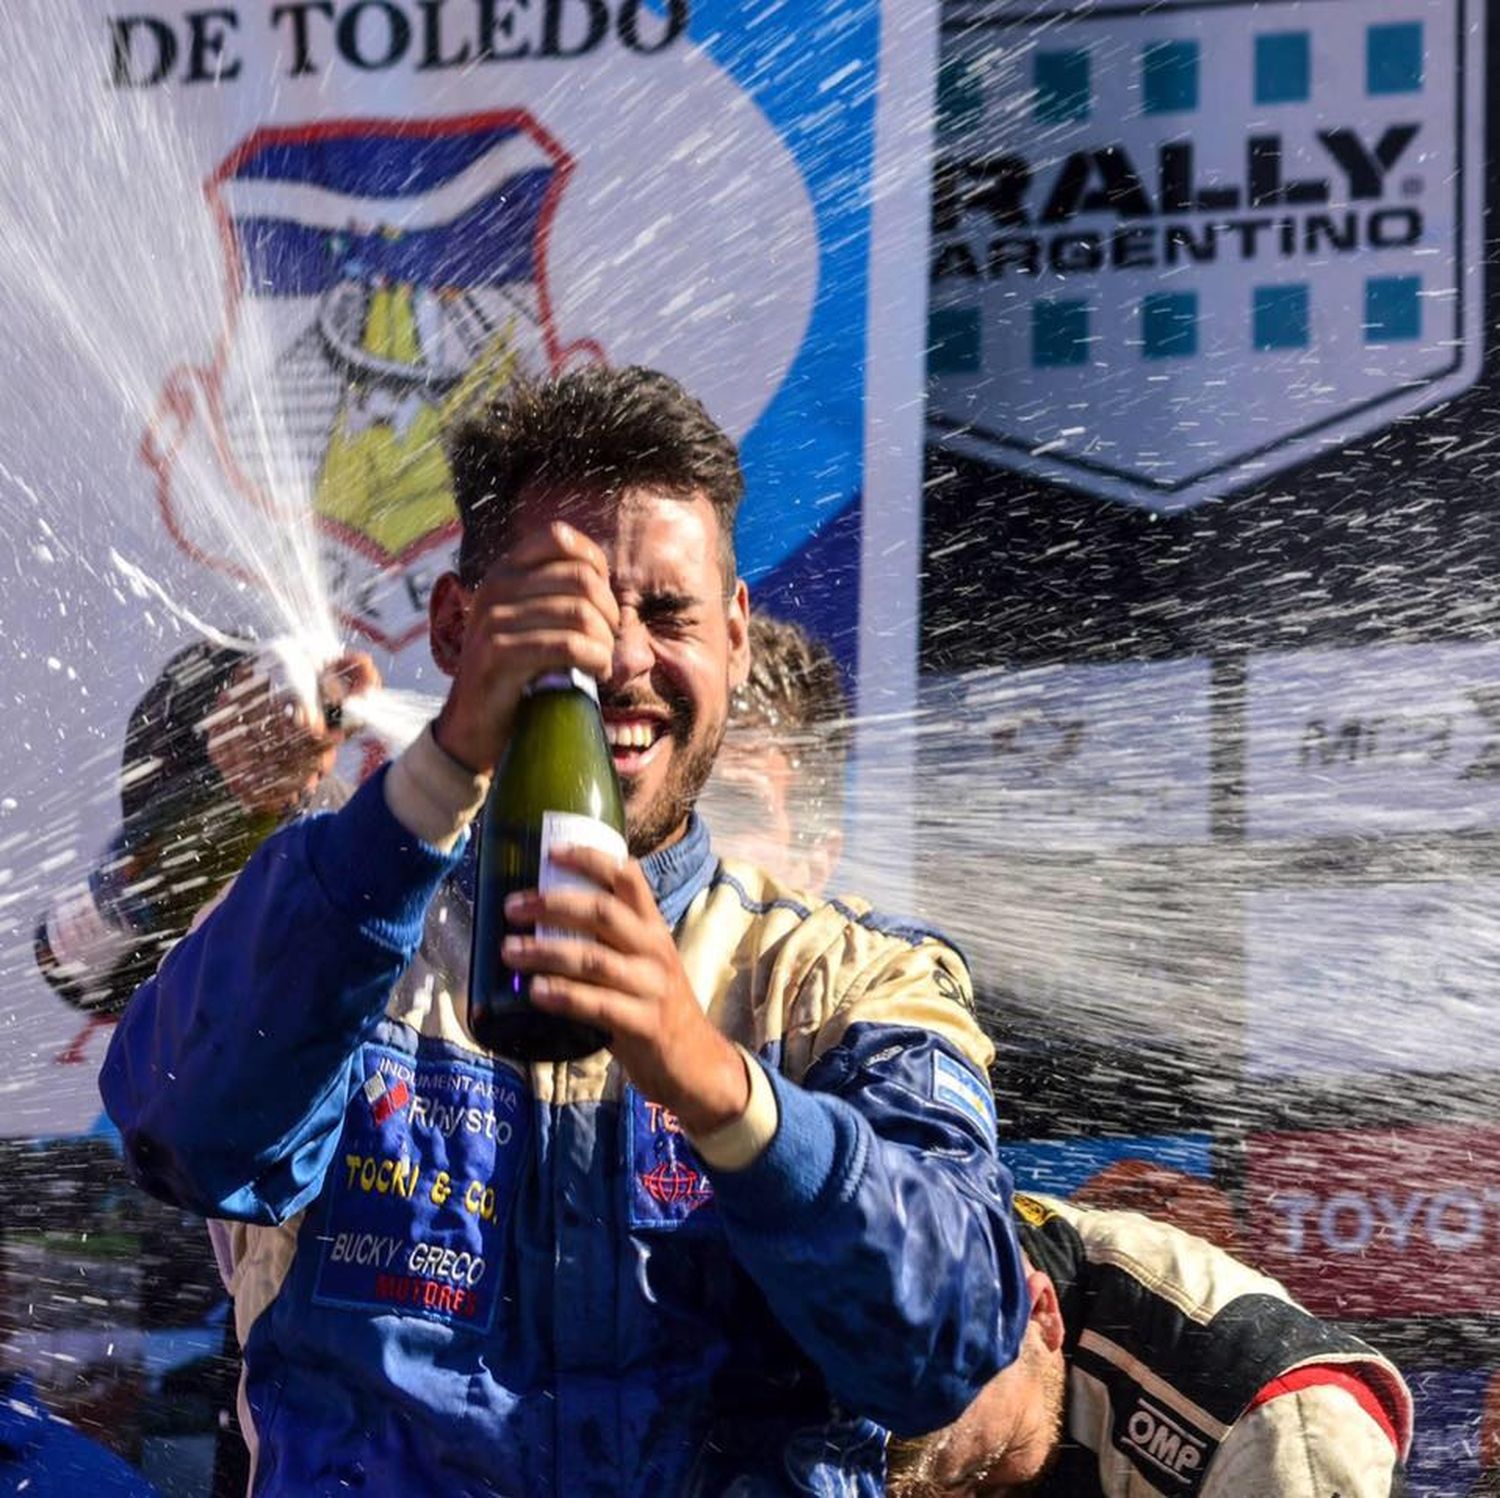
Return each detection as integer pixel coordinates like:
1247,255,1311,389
931,1052,997,1145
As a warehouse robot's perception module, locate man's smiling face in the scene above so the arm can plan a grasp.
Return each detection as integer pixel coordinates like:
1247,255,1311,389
510,483,749,857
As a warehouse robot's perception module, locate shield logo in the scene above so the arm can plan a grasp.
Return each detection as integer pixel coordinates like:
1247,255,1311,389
928,0,1484,512
146,111,600,651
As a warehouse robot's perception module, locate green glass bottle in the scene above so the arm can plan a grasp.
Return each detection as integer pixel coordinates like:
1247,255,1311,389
468,669,627,1061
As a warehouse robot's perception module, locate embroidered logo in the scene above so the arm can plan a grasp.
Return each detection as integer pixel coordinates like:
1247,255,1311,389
931,1050,998,1144
363,1071,410,1125
641,1159,713,1208
317,1046,529,1330
1012,1192,1058,1229
1120,1397,1209,1485
627,1091,718,1230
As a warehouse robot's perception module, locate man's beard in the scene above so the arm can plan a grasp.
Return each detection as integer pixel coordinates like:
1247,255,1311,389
884,1342,1068,1498
975,1350,1068,1498
607,684,725,858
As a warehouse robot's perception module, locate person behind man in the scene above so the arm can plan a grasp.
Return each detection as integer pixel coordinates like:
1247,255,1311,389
35,640,372,1015
886,1191,1413,1498
100,365,1027,1495
700,611,849,892
693,612,1414,1497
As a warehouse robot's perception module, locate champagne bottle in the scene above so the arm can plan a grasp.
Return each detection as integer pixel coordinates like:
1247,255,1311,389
469,669,627,1062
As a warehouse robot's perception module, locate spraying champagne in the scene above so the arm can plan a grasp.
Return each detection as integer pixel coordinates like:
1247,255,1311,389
35,638,377,1013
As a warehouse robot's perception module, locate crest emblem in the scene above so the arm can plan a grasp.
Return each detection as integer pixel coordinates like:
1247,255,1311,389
929,0,1484,512
147,111,601,650
640,1159,712,1208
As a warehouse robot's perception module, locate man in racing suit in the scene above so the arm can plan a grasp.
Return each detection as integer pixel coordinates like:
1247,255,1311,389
100,365,1028,1495
887,1192,1413,1496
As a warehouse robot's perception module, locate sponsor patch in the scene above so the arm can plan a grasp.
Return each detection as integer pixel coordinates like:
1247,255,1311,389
1012,1192,1058,1229
1118,1396,1209,1486
363,1071,411,1125
626,1088,718,1232
931,1051,997,1144
314,1045,529,1330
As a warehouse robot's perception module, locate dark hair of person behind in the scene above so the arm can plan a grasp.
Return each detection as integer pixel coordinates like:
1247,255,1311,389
449,365,744,586
732,613,851,839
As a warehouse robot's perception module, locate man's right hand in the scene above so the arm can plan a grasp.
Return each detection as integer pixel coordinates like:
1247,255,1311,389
433,522,620,774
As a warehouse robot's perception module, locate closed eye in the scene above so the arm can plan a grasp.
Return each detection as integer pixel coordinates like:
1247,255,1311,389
636,593,703,635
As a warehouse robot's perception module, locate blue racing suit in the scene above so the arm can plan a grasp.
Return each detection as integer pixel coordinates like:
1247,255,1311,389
100,730,1027,1495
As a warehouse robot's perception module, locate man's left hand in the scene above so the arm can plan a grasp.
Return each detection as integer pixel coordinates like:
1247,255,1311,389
500,846,751,1135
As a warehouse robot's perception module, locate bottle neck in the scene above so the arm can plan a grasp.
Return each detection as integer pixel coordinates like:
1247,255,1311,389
527,669,599,703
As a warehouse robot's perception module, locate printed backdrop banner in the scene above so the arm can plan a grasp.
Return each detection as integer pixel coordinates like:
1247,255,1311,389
0,0,937,1136
929,0,1486,513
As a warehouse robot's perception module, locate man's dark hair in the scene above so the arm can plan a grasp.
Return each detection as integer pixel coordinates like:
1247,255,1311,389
448,365,744,586
731,614,851,839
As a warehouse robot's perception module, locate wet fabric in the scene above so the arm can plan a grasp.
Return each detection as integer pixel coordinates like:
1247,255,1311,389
102,774,1028,1495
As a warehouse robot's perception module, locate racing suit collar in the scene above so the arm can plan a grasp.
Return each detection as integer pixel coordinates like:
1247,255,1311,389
1015,1204,1088,1360
640,812,717,927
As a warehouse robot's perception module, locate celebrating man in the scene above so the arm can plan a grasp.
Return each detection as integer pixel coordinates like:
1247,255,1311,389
887,1192,1412,1497
102,366,1027,1495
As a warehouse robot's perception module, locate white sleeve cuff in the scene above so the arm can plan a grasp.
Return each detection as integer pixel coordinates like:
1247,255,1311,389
687,1046,780,1173
384,725,490,853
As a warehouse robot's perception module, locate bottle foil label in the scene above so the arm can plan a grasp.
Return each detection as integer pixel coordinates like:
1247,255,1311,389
538,811,627,942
